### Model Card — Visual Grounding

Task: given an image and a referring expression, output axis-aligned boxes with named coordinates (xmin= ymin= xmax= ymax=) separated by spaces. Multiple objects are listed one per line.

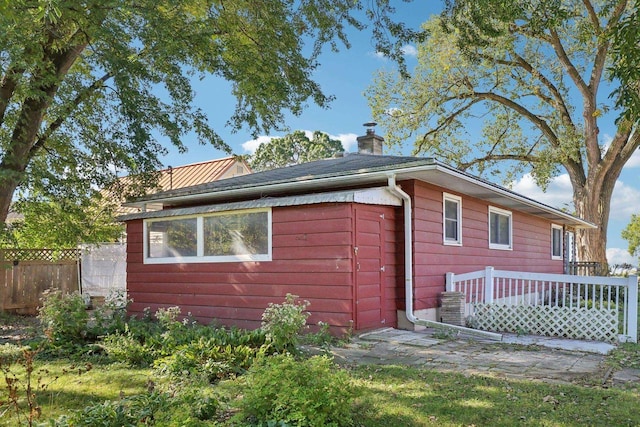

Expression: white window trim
xmin=551 ymin=224 xmax=563 ymax=260
xmin=488 ymin=206 xmax=512 ymax=251
xmin=443 ymin=193 xmax=462 ymax=246
xmin=143 ymin=208 xmax=272 ymax=264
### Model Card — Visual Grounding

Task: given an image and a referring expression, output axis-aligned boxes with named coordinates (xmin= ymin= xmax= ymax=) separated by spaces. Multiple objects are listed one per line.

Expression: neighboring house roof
xmin=123 ymin=153 xmax=594 ymax=229
xmin=116 ymin=156 xmax=251 ymax=214
xmin=155 ymin=156 xmax=251 ymax=191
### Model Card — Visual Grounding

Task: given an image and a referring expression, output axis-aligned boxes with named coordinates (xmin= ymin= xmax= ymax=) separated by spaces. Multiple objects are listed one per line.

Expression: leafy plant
xmin=52 ymin=391 xmax=168 ymax=427
xmin=236 ymin=354 xmax=356 ymax=427
xmin=101 ymin=328 xmax=156 ymax=367
xmin=261 ymin=294 xmax=310 ymax=353
xmin=38 ymin=290 xmax=89 ymax=347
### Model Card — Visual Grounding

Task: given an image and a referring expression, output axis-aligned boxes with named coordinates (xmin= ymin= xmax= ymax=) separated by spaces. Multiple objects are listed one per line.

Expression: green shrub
xmin=154 ymin=330 xmax=270 ymax=382
xmin=52 ymin=391 xmax=168 ymax=426
xmin=101 ymin=328 xmax=156 ymax=367
xmin=38 ymin=289 xmax=89 ymax=346
xmin=261 ymin=294 xmax=310 ymax=352
xmin=237 ymin=354 xmax=356 ymax=426
xmin=89 ymin=290 xmax=130 ymax=337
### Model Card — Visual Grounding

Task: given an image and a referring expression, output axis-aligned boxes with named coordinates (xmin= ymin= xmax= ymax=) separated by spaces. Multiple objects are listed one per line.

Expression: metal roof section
xmin=156 ymin=156 xmax=249 ymax=191
xmin=119 ymin=187 xmax=402 ymax=221
xmin=123 ymin=153 xmax=594 ymax=229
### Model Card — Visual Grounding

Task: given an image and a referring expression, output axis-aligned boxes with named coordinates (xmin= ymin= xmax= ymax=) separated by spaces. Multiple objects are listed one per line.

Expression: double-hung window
xmin=144 ymin=208 xmax=272 ymax=263
xmin=443 ymin=193 xmax=462 ymax=245
xmin=551 ymin=224 xmax=563 ymax=260
xmin=488 ymin=206 xmax=512 ymax=250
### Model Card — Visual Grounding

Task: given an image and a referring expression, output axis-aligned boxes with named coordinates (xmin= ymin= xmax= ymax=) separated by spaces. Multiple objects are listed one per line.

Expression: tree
xmin=250 ymin=130 xmax=344 ymax=171
xmin=8 ymin=194 xmax=122 ymax=248
xmin=368 ymin=0 xmax=640 ymax=265
xmin=0 ymin=0 xmax=419 ymax=234
xmin=622 ymin=214 xmax=640 ymax=258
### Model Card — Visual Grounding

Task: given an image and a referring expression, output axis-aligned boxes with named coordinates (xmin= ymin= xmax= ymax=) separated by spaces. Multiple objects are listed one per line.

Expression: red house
xmin=121 ymin=130 xmax=593 ymax=334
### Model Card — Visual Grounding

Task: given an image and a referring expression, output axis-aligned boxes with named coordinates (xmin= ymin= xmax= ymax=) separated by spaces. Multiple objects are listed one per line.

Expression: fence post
xmin=627 ymin=275 xmax=638 ymax=343
xmin=484 ymin=266 xmax=494 ymax=304
xmin=445 ymin=272 xmax=454 ymax=292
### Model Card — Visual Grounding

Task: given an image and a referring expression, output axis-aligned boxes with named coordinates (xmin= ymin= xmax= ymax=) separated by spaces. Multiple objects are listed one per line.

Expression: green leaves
xmin=0 ymin=0 xmax=414 ymax=235
xmin=250 ymin=130 xmax=344 ymax=171
xmin=621 ymin=214 xmax=640 ymax=257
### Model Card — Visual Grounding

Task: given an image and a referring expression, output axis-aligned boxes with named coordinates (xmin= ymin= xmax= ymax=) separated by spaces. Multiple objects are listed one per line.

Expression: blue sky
xmin=155 ymin=1 xmax=639 ymax=267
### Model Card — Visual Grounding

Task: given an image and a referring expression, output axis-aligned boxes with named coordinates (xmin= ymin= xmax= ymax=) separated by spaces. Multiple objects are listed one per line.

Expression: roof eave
xmin=124 ymin=160 xmax=594 ymax=229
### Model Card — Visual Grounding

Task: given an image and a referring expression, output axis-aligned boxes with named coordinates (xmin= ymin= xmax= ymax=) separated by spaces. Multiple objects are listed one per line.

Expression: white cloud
xmin=510 ymin=173 xmax=574 ymax=211
xmin=401 ymin=44 xmax=418 ymax=56
xmin=610 ymin=179 xmax=640 ymax=221
xmin=330 ymin=132 xmax=358 ymax=152
xmin=241 ymin=135 xmax=275 ymax=154
xmin=369 ymin=51 xmax=387 ymax=60
xmin=627 ymin=147 xmax=640 ymax=168
xmin=510 ymin=173 xmax=640 ymax=221
xmin=607 ymin=247 xmax=638 ymax=267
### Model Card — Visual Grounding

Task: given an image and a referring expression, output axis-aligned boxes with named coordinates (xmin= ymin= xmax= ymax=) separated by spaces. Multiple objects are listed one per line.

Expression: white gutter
xmin=386 ymin=175 xmax=502 ymax=341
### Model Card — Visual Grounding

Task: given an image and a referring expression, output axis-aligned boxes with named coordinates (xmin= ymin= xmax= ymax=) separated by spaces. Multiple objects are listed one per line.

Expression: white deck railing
xmin=446 ymin=267 xmax=638 ymax=343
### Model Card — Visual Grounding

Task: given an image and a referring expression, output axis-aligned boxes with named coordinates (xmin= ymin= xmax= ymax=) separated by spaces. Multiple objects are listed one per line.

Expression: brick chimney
xmin=357 ymin=122 xmax=384 ymax=155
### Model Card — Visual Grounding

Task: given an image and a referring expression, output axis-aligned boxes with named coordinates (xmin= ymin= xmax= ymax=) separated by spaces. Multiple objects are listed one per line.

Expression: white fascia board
xmin=120 ymin=187 xmax=401 ymax=221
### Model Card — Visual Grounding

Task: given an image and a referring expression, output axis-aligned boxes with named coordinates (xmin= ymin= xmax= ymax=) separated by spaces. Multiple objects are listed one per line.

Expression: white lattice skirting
xmin=472 ymin=304 xmax=619 ymax=342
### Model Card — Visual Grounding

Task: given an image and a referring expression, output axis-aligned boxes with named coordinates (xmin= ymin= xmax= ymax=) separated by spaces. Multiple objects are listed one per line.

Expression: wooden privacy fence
xmin=0 ymin=249 xmax=80 ymax=315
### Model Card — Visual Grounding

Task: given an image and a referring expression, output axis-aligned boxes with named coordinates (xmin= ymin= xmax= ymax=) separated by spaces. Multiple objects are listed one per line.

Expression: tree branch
xmin=548 ymin=28 xmax=590 ymax=98
xmin=0 ymin=66 xmax=25 ymax=125
xmin=472 ymin=91 xmax=559 ymax=146
xmin=582 ymin=0 xmax=601 ymax=30
xmin=458 ymin=153 xmax=540 ymax=170
xmin=415 ymin=98 xmax=481 ymax=152
xmin=589 ymin=0 xmax=627 ymax=93
xmin=513 ymin=53 xmax=575 ymax=130
xmin=31 ymin=72 xmax=112 ymax=156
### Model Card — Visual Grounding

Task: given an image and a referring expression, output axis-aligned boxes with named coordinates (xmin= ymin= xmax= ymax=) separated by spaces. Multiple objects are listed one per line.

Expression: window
xmin=551 ymin=224 xmax=563 ymax=260
xmin=488 ymin=207 xmax=512 ymax=250
xmin=144 ymin=208 xmax=271 ymax=263
xmin=443 ymin=193 xmax=462 ymax=245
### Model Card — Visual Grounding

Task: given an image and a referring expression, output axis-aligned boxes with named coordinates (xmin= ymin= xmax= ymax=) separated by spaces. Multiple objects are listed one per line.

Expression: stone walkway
xmin=329 ymin=328 xmax=638 ymax=386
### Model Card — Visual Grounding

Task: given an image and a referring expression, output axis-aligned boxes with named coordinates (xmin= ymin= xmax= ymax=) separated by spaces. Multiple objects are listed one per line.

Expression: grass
xmin=1 ymin=355 xmax=639 ymax=426
xmin=350 ymin=365 xmax=639 ymax=426
xmin=2 ymin=307 xmax=640 ymax=426
xmin=0 ymin=358 xmax=155 ymax=426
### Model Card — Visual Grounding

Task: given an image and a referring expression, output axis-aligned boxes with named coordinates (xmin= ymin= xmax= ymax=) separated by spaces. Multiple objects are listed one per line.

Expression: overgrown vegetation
xmin=1 ymin=291 xmax=640 ymax=426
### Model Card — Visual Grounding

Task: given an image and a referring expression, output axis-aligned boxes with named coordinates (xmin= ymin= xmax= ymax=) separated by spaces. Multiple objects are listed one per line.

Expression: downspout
xmin=386 ymin=175 xmax=502 ymax=340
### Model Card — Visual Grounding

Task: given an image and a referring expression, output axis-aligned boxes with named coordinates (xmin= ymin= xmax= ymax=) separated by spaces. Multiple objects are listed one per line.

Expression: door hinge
xmin=380 ymin=265 xmax=385 ymax=272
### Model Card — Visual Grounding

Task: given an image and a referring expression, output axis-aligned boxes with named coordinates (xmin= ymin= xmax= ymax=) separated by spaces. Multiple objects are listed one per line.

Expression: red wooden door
xmin=355 ymin=209 xmax=386 ymax=330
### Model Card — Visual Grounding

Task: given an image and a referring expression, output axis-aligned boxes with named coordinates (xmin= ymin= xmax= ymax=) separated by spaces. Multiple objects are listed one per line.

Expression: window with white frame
xmin=551 ymin=224 xmax=563 ymax=260
xmin=144 ymin=208 xmax=272 ymax=263
xmin=488 ymin=206 xmax=512 ymax=250
xmin=443 ymin=193 xmax=462 ymax=245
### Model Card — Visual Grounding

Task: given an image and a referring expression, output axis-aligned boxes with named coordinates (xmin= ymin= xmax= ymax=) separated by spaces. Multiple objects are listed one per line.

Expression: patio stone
xmin=330 ymin=328 xmax=613 ymax=385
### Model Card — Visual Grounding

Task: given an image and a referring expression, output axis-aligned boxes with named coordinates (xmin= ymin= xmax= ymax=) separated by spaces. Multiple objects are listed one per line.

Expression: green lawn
xmin=2 ymin=303 xmax=640 ymax=427
xmin=2 ymin=354 xmax=639 ymax=426
xmin=350 ymin=364 xmax=639 ymax=426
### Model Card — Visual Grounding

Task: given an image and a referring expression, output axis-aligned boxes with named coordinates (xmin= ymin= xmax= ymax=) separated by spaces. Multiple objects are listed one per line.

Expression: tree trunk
xmin=0 ymin=178 xmax=19 ymax=225
xmin=573 ymin=175 xmax=617 ymax=269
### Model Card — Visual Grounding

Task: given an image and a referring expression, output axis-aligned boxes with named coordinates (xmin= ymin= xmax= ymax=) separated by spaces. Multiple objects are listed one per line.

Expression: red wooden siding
xmin=127 ymin=203 xmax=359 ymax=333
xmin=402 ymin=180 xmax=563 ymax=312
xmin=126 ymin=178 xmax=564 ymax=331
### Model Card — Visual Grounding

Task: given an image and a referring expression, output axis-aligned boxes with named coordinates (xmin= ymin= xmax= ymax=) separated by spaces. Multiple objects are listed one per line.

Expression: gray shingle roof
xmin=132 ymin=154 xmax=434 ymax=203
